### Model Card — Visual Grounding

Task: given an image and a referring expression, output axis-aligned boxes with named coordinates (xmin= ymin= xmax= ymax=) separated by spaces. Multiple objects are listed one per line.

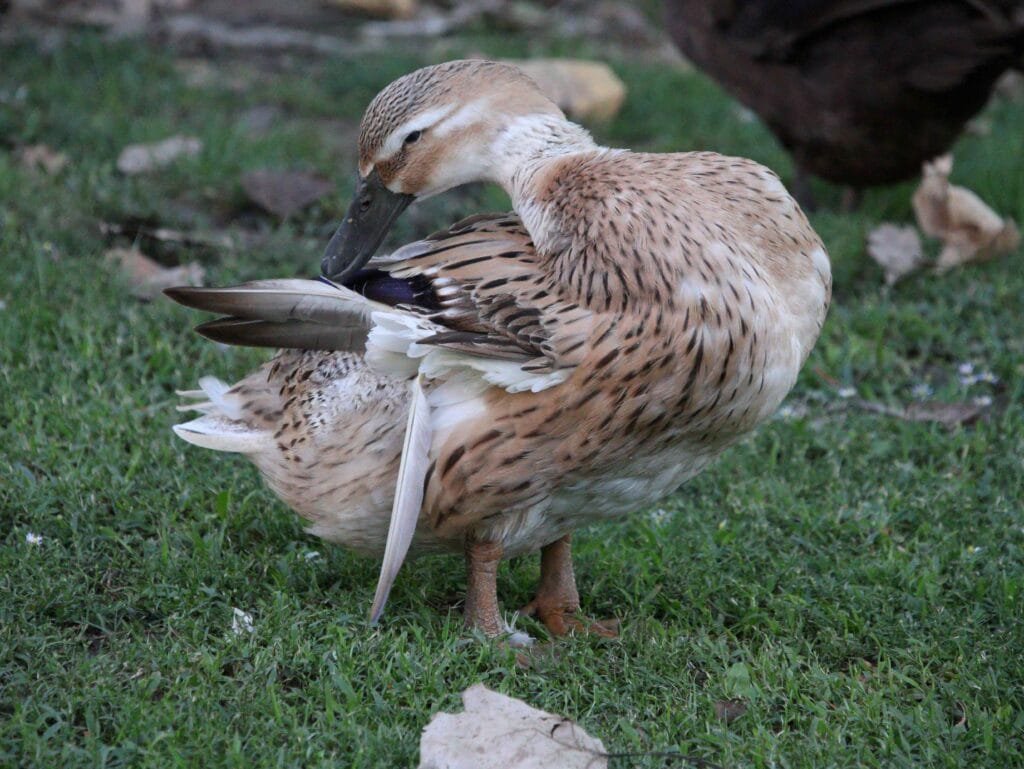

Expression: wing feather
xmin=369 ymin=376 xmax=431 ymax=624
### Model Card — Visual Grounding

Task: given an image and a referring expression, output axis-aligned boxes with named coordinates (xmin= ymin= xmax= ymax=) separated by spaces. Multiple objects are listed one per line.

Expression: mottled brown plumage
xmin=665 ymin=0 xmax=1024 ymax=189
xmin=171 ymin=60 xmax=831 ymax=638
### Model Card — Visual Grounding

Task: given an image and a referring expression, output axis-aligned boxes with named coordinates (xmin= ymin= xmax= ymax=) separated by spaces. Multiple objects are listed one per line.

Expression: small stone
xmin=240 ymin=169 xmax=334 ymax=218
xmin=117 ymin=135 xmax=203 ymax=174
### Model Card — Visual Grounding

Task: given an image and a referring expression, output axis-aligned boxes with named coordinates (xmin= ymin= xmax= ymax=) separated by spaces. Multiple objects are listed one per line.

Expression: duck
xmin=168 ymin=59 xmax=831 ymax=639
xmin=664 ymin=0 xmax=1024 ymax=202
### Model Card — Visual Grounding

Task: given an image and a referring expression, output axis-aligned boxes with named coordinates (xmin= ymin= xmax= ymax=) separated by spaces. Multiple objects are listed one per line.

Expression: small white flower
xmin=231 ymin=607 xmax=255 ymax=635
xmin=837 ymin=386 xmax=856 ymax=399
xmin=910 ymin=382 xmax=933 ymax=399
xmin=959 ymin=374 xmax=980 ymax=386
xmin=978 ymin=371 xmax=999 ymax=385
xmin=957 ymin=362 xmax=975 ymax=376
xmin=966 ymin=545 xmax=983 ymax=555
xmin=303 ymin=551 xmax=321 ymax=561
xmin=648 ymin=508 xmax=669 ymax=524
xmin=972 ymin=395 xmax=993 ymax=408
xmin=25 ymin=532 xmax=43 ymax=546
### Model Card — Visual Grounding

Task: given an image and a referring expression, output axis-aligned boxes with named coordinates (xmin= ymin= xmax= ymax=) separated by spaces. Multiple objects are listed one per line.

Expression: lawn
xmin=1 ymin=28 xmax=1023 ymax=769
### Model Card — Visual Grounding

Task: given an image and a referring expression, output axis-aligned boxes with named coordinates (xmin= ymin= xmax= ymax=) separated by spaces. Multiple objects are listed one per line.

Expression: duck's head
xmin=321 ymin=59 xmax=563 ymax=281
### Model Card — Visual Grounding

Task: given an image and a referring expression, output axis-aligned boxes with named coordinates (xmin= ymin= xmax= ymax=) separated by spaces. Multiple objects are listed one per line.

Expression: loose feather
xmin=369 ymin=376 xmax=432 ymax=624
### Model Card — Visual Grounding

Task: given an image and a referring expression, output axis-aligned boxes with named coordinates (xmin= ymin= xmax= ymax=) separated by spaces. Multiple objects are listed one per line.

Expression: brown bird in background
xmin=664 ymin=0 xmax=1024 ymax=205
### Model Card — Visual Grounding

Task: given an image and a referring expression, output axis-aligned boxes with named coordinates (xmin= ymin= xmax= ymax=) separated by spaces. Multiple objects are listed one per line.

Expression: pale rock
xmin=117 ymin=135 xmax=203 ymax=174
xmin=418 ymin=684 xmax=607 ymax=769
xmin=505 ymin=59 xmax=627 ymax=122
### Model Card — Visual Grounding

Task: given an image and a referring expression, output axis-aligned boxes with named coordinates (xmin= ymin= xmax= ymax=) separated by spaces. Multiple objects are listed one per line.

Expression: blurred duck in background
xmin=665 ymin=0 xmax=1024 ymax=206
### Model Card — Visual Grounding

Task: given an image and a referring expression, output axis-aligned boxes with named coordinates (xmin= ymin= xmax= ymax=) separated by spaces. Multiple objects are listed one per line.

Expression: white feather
xmin=366 ymin=309 xmax=569 ymax=394
xmin=172 ymin=416 xmax=270 ymax=454
xmin=368 ymin=376 xmax=432 ymax=624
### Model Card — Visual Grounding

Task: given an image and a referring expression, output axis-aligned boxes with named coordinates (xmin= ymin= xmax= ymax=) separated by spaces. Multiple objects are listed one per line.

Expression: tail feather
xmin=164 ymin=278 xmax=383 ymax=352
xmin=173 ymin=415 xmax=270 ymax=454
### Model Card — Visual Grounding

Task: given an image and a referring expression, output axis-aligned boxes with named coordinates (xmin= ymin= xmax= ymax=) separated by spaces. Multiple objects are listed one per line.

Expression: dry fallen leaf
xmin=240 ymin=169 xmax=334 ymax=218
xmin=104 ymin=247 xmax=204 ymax=300
xmin=17 ymin=144 xmax=69 ymax=175
xmin=912 ymin=155 xmax=1020 ymax=272
xmin=117 ymin=135 xmax=203 ymax=174
xmin=713 ymin=698 xmax=748 ymax=723
xmin=867 ymin=223 xmax=925 ymax=285
xmin=504 ymin=59 xmax=627 ymax=122
xmin=418 ymin=684 xmax=607 ymax=769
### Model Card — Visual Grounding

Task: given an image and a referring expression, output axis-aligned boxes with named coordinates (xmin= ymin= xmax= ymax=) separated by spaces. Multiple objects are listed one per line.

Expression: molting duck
xmin=168 ymin=59 xmax=831 ymax=638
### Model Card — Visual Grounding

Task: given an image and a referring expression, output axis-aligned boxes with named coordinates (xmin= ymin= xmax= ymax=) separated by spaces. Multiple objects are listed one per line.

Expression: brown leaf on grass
xmin=117 ymin=136 xmax=203 ymax=174
xmin=867 ymin=223 xmax=925 ymax=285
xmin=418 ymin=684 xmax=607 ymax=769
xmin=240 ymin=169 xmax=333 ymax=218
xmin=17 ymin=144 xmax=69 ymax=175
xmin=104 ymin=247 xmax=204 ymax=300
xmin=713 ymin=698 xmax=748 ymax=723
xmin=912 ymin=155 xmax=1020 ymax=273
xmin=855 ymin=399 xmax=986 ymax=428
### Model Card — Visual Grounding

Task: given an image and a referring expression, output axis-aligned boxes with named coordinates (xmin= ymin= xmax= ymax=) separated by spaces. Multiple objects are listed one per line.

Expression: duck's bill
xmin=321 ymin=170 xmax=413 ymax=282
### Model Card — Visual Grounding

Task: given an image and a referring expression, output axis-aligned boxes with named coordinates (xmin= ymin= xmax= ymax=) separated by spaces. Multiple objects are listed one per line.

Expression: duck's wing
xmin=365 ymin=213 xmax=596 ymax=394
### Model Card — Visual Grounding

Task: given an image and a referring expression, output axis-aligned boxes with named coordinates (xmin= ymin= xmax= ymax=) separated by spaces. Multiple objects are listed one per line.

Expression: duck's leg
xmin=463 ymin=539 xmax=505 ymax=637
xmin=520 ymin=535 xmax=618 ymax=638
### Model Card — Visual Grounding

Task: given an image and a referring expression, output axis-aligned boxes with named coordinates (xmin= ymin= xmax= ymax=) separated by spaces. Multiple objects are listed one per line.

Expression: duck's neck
xmin=487 ymin=114 xmax=598 ymax=208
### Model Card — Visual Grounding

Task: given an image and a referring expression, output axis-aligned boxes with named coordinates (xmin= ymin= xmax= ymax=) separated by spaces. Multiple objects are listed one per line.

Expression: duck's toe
xmin=520 ymin=600 xmax=619 ymax=638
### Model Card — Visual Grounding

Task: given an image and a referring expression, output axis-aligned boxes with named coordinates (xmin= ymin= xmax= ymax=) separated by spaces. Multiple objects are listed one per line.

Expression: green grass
xmin=2 ymin=33 xmax=1023 ymax=769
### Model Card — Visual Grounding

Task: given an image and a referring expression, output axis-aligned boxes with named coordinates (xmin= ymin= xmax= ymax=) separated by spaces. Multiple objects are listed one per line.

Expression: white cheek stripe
xmin=432 ymin=100 xmax=487 ymax=137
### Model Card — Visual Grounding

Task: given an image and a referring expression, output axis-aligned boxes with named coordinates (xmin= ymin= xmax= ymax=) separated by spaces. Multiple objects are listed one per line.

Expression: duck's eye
xmin=404 ymin=130 xmax=423 ymax=145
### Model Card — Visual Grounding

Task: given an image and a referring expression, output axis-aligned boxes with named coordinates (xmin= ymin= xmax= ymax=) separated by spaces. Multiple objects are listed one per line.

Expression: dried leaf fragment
xmin=713 ymin=698 xmax=748 ymax=723
xmin=867 ymin=223 xmax=925 ymax=285
xmin=17 ymin=144 xmax=69 ymax=175
xmin=240 ymin=169 xmax=333 ymax=218
xmin=104 ymin=247 xmax=204 ymax=300
xmin=419 ymin=684 xmax=607 ymax=769
xmin=117 ymin=135 xmax=203 ymax=174
xmin=912 ymin=155 xmax=1020 ymax=272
